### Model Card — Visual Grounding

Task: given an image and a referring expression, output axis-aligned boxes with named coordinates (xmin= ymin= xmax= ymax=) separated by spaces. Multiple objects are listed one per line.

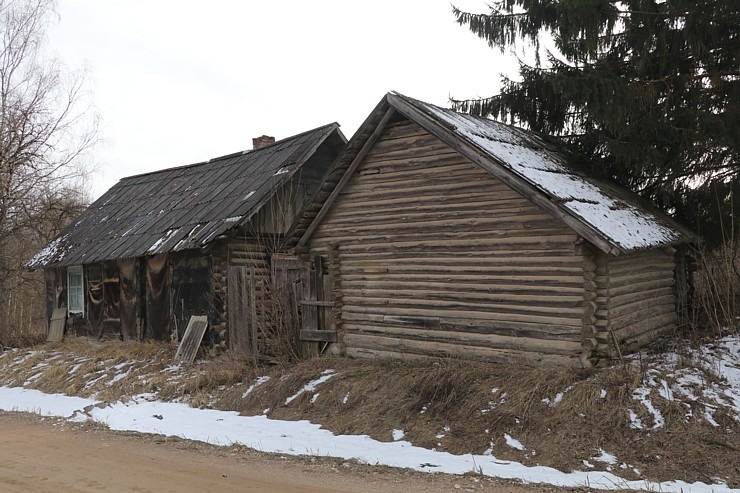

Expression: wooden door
xmin=228 ymin=265 xmax=257 ymax=357
xmin=299 ymin=255 xmax=336 ymax=346
xmin=271 ymin=255 xmax=305 ymax=352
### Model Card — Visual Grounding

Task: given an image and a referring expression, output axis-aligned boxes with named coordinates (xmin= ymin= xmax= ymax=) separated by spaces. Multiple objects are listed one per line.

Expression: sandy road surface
xmin=0 ymin=412 xmax=589 ymax=493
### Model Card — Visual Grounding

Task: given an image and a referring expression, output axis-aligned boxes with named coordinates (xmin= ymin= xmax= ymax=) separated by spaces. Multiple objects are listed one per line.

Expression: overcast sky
xmin=48 ymin=1 xmax=513 ymax=200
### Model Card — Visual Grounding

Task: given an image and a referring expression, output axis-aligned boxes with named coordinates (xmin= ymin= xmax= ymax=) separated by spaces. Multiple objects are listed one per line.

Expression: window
xmin=67 ymin=266 xmax=84 ymax=315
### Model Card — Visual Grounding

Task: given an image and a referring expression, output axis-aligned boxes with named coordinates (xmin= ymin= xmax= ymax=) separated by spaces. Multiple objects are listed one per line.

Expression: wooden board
xmin=175 ymin=315 xmax=209 ymax=365
xmin=228 ymin=266 xmax=252 ymax=357
xmin=299 ymin=329 xmax=337 ymax=342
xmin=47 ymin=307 xmax=67 ymax=342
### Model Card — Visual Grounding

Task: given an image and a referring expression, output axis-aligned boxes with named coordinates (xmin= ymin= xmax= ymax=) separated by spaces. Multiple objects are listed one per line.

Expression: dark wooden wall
xmin=307 ymin=119 xmax=585 ymax=364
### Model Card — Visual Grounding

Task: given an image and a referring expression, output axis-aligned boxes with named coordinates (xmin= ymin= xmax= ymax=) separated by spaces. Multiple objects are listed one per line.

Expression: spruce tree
xmin=453 ymin=0 xmax=739 ymax=246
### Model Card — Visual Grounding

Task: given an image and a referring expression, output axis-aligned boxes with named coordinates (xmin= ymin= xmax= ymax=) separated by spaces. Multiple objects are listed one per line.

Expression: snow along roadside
xmin=0 ymin=386 xmax=734 ymax=493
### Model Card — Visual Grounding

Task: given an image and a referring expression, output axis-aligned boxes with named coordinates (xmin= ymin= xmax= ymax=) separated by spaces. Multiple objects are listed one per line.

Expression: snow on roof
xmin=401 ymin=96 xmax=686 ymax=253
xmin=25 ymin=234 xmax=69 ymax=268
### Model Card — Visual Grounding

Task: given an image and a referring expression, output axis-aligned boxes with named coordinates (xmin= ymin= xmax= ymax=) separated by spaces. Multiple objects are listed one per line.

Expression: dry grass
xmin=1 ymin=338 xmax=738 ymax=488
xmin=692 ymin=244 xmax=739 ymax=337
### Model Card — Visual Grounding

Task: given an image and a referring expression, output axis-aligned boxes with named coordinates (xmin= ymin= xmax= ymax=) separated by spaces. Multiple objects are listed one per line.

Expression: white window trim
xmin=67 ymin=266 xmax=84 ymax=316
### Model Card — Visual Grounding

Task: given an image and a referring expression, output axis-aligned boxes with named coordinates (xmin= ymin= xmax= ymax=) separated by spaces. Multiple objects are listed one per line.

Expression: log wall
xmin=308 ymin=119 xmax=585 ymax=364
xmin=593 ymin=249 xmax=676 ymax=362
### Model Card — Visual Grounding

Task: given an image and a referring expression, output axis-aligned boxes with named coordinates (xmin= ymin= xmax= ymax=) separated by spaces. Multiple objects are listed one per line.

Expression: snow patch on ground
xmin=504 ymin=433 xmax=525 ymax=451
xmin=242 ymin=376 xmax=270 ymax=398
xmin=285 ymin=370 xmax=335 ymax=405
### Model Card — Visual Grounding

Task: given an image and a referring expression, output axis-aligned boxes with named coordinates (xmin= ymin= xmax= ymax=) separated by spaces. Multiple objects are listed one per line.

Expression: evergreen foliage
xmin=452 ymin=0 xmax=739 ymax=246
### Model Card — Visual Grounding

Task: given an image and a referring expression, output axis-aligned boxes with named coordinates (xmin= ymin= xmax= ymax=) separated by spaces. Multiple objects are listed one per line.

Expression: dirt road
xmin=0 ymin=412 xmax=586 ymax=493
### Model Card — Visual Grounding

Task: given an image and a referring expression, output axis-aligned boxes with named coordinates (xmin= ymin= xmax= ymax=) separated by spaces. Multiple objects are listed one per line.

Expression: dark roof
xmin=290 ymin=92 xmax=695 ymax=255
xmin=27 ymin=123 xmax=344 ymax=268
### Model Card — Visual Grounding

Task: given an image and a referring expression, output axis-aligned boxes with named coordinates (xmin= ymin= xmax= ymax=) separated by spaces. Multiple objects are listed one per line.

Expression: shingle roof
xmin=27 ymin=123 xmax=343 ymax=268
xmin=292 ymin=93 xmax=694 ymax=255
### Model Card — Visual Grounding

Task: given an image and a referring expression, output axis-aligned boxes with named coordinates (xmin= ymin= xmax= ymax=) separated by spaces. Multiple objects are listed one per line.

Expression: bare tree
xmin=0 ymin=0 xmax=97 ymax=345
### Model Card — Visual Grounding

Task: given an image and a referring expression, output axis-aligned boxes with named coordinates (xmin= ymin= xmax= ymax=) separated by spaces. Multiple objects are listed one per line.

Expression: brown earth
xmin=0 ymin=412 xmax=591 ymax=493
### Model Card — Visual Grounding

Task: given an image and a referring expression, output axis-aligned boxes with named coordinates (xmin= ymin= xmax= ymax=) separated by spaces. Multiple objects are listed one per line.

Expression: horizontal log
xmin=340 ymin=253 xmax=582 ymax=266
xmin=341 ymin=273 xmax=582 ymax=287
xmin=362 ymin=139 xmax=452 ymax=162
xmin=341 ymin=312 xmax=579 ymax=336
xmin=380 ymin=120 xmax=427 ymax=137
xmin=335 ymin=180 xmax=509 ymax=202
xmin=326 ymin=206 xmax=551 ymax=226
xmin=597 ymin=286 xmax=675 ymax=309
xmin=333 ymin=232 xmax=576 ymax=246
xmin=315 ymin=221 xmax=572 ymax=240
xmin=309 ymin=239 xmax=579 ymax=256
xmin=327 ymin=191 xmax=526 ymax=214
xmin=327 ymin=198 xmax=537 ymax=221
xmin=607 ymin=295 xmax=675 ymax=319
xmin=340 ymin=295 xmax=584 ymax=315
xmin=344 ymin=170 xmax=501 ymax=194
xmin=299 ymin=329 xmax=337 ymax=342
xmin=341 ymin=304 xmax=582 ymax=326
xmin=343 ymin=323 xmax=581 ymax=355
xmin=341 ymin=262 xmax=583 ymax=275
xmin=300 ymin=300 xmax=334 ymax=307
xmin=616 ymin=322 xmax=674 ymax=352
xmin=344 ymin=316 xmax=580 ymax=342
xmin=366 ymin=126 xmax=442 ymax=148
xmin=604 ymin=270 xmax=675 ymax=290
xmin=340 ymin=252 xmax=583 ymax=266
xmin=341 ymin=287 xmax=583 ymax=306
xmin=313 ymin=221 xmax=573 ymax=241
xmin=598 ymin=278 xmax=675 ymax=298
xmin=341 ymin=279 xmax=583 ymax=295
xmin=608 ymin=252 xmax=674 ymax=266
xmin=229 ymin=252 xmax=269 ymax=262
xmin=343 ymin=334 xmax=580 ymax=366
xmin=598 ymin=305 xmax=677 ymax=333
xmin=340 ymin=261 xmax=584 ymax=276
xmin=355 ymin=158 xmax=478 ymax=181
xmin=596 ymin=259 xmax=674 ymax=277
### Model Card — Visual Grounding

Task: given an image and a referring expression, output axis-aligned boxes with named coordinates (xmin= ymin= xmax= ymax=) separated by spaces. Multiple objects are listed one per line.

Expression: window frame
xmin=67 ymin=266 xmax=84 ymax=316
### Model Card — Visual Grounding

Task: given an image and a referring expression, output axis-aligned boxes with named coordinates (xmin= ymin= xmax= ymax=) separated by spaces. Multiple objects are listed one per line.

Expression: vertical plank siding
xmin=308 ymin=120 xmax=585 ymax=364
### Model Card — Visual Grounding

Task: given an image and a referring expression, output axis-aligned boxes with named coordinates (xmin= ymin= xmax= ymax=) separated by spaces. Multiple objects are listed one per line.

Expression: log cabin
xmin=283 ymin=93 xmax=695 ymax=367
xmin=26 ymin=124 xmax=346 ymax=356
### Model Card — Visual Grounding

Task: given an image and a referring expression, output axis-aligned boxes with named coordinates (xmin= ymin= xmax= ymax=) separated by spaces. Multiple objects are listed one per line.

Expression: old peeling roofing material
xmin=27 ymin=123 xmax=341 ymax=269
xmin=387 ymin=93 xmax=692 ymax=254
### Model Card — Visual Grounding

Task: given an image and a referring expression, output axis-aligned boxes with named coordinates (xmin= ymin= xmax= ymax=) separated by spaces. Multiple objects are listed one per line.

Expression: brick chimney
xmin=252 ymin=135 xmax=275 ymax=149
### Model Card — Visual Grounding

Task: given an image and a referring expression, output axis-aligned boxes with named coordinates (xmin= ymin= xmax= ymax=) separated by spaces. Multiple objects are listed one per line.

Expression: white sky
xmin=47 ymin=1 xmax=514 ymax=200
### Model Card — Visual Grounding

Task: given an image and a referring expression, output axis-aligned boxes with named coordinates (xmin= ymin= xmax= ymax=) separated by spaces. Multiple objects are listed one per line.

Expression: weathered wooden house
xmin=283 ymin=93 xmax=695 ymax=366
xmin=26 ymin=124 xmax=346 ymax=355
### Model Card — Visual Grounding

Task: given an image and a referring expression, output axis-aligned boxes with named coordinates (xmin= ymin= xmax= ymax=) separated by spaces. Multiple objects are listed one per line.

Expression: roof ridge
xmin=117 ymin=122 xmax=339 ymax=183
